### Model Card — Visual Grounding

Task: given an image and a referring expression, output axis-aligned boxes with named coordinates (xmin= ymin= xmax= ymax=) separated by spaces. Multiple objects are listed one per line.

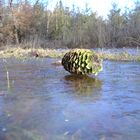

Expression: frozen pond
xmin=0 ymin=57 xmax=140 ymax=140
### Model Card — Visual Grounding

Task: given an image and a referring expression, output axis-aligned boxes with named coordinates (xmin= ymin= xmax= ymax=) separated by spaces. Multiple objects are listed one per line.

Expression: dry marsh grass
xmin=0 ymin=47 xmax=67 ymax=58
xmin=98 ymin=51 xmax=140 ymax=62
xmin=0 ymin=47 xmax=140 ymax=62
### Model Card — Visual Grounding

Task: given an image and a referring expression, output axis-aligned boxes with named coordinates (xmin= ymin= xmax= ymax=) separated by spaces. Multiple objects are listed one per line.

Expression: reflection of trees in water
xmin=64 ymin=75 xmax=102 ymax=97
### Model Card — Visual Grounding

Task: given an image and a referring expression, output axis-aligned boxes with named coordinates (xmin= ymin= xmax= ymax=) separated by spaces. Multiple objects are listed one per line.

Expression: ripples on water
xmin=0 ymin=57 xmax=140 ymax=140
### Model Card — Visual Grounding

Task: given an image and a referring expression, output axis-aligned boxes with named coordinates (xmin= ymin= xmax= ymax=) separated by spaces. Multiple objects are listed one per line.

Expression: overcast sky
xmin=47 ymin=0 xmax=139 ymax=17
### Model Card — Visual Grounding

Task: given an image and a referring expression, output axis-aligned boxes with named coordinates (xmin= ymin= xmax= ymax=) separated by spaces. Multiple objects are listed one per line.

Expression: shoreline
xmin=0 ymin=47 xmax=140 ymax=62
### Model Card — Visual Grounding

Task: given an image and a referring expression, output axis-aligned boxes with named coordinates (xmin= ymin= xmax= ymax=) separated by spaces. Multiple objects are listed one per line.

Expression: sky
xmin=47 ymin=0 xmax=139 ymax=18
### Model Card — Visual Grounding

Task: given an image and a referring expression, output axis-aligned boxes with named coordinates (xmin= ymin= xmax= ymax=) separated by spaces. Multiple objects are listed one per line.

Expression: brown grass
xmin=0 ymin=47 xmax=140 ymax=62
xmin=0 ymin=47 xmax=68 ymax=58
xmin=98 ymin=51 xmax=140 ymax=62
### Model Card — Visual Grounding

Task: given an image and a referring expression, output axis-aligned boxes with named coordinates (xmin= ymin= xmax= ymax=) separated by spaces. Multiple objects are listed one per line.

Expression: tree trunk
xmin=9 ymin=0 xmax=19 ymax=44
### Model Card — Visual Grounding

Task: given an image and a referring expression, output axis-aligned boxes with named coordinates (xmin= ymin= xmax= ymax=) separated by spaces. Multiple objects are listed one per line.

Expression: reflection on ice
xmin=64 ymin=74 xmax=102 ymax=96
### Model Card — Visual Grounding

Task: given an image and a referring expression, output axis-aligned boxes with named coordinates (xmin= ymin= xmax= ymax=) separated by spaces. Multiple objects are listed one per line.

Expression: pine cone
xmin=62 ymin=49 xmax=103 ymax=75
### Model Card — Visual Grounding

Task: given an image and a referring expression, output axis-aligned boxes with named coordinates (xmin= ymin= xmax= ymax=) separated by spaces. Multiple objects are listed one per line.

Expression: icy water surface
xmin=0 ymin=58 xmax=140 ymax=140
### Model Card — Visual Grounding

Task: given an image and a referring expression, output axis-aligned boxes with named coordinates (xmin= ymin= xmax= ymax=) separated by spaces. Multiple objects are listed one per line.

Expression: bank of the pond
xmin=0 ymin=47 xmax=140 ymax=61
xmin=98 ymin=51 xmax=140 ymax=61
xmin=0 ymin=47 xmax=67 ymax=59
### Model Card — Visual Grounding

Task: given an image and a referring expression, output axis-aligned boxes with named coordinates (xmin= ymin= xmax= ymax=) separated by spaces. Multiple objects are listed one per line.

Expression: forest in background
xmin=0 ymin=0 xmax=140 ymax=49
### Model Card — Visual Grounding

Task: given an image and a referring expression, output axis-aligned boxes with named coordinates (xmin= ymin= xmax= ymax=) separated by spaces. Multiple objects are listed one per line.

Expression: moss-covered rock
xmin=62 ymin=49 xmax=103 ymax=75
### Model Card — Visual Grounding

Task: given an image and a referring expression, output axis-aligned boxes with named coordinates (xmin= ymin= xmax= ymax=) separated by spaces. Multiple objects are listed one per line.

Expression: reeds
xmin=3 ymin=59 xmax=10 ymax=89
